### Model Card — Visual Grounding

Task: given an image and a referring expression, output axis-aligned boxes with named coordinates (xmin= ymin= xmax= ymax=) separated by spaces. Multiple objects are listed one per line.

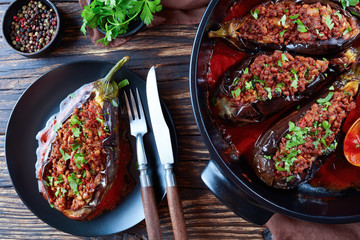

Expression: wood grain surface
xmin=0 ymin=0 xmax=266 ymax=239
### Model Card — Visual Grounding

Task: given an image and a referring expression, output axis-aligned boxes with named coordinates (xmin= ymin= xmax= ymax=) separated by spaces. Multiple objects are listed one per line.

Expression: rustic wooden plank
xmin=0 ymin=186 xmax=264 ymax=239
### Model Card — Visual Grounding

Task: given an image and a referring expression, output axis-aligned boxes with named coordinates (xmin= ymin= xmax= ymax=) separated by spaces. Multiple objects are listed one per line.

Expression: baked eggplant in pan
xmin=35 ymin=57 xmax=133 ymax=220
xmin=253 ymin=67 xmax=360 ymax=189
xmin=208 ymin=0 xmax=360 ymax=55
xmin=214 ymin=49 xmax=357 ymax=123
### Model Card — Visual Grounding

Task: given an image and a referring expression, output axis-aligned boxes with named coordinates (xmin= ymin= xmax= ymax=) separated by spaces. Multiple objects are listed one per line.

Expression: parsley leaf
xmin=343 ymin=26 xmax=352 ymax=36
xmin=231 ymin=88 xmax=241 ymax=98
xmin=68 ymin=173 xmax=82 ymax=196
xmin=118 ymin=79 xmax=130 ymax=89
xmin=278 ymin=14 xmax=286 ymax=26
xmin=59 ymin=148 xmax=71 ymax=163
xmin=340 ymin=0 xmax=359 ymax=9
xmin=293 ymin=19 xmax=307 ymax=32
xmin=54 ymin=122 xmax=62 ymax=133
xmin=250 ymin=9 xmax=260 ymax=19
xmin=325 ymin=15 xmax=334 ymax=30
xmin=279 ymin=30 xmax=287 ymax=37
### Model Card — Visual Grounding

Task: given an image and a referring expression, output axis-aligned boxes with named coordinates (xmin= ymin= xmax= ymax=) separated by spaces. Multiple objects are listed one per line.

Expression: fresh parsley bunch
xmin=81 ymin=0 xmax=162 ymax=46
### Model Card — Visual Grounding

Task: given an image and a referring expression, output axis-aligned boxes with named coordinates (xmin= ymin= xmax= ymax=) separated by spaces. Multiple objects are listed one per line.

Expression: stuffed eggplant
xmin=35 ymin=57 xmax=134 ymax=220
xmin=253 ymin=67 xmax=359 ymax=189
xmin=214 ymin=49 xmax=357 ymax=123
xmin=208 ymin=0 xmax=360 ymax=55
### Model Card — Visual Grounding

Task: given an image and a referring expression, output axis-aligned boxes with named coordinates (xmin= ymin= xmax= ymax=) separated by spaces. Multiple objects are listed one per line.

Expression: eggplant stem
xmin=104 ymin=56 xmax=130 ymax=83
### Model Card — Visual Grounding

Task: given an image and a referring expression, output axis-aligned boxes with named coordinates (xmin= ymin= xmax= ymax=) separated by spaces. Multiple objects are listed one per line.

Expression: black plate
xmin=5 ymin=60 xmax=178 ymax=236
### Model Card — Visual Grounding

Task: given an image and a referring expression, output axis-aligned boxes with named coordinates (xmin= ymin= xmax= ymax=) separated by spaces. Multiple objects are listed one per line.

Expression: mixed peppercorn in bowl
xmin=1 ymin=0 xmax=63 ymax=57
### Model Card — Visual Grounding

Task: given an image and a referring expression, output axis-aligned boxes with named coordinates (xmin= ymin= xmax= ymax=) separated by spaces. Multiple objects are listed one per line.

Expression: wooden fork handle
xmin=141 ymin=186 xmax=162 ymax=240
xmin=167 ymin=186 xmax=189 ymax=240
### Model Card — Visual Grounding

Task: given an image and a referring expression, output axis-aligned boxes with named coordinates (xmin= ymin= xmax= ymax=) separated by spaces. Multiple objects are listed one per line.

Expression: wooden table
xmin=0 ymin=0 xmax=266 ymax=239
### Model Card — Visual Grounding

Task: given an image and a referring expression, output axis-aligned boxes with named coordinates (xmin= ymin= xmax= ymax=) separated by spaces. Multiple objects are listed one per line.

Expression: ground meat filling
xmin=230 ymin=51 xmax=328 ymax=103
xmin=237 ymin=1 xmax=359 ymax=45
xmin=272 ymin=89 xmax=356 ymax=180
xmin=44 ymin=98 xmax=110 ymax=212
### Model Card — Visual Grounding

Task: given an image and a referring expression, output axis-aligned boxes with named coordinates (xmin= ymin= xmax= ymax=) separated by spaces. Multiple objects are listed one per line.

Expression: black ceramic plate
xmin=5 ymin=60 xmax=178 ymax=236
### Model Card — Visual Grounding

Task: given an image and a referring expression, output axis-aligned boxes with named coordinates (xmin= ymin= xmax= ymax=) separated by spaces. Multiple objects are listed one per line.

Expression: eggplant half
xmin=214 ymin=49 xmax=357 ymax=123
xmin=253 ymin=67 xmax=360 ymax=189
xmin=208 ymin=0 xmax=360 ymax=55
xmin=35 ymin=57 xmax=132 ymax=220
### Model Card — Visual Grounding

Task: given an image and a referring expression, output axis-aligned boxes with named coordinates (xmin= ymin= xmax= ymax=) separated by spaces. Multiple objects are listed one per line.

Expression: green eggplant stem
xmin=104 ymin=56 xmax=130 ymax=83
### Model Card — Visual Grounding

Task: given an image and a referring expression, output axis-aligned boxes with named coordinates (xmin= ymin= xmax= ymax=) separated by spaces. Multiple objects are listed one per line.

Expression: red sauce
xmin=207 ymin=0 xmax=360 ymax=191
xmin=86 ymin=117 xmax=134 ymax=220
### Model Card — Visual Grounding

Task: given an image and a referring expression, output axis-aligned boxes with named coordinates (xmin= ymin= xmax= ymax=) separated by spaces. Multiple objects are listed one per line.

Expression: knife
xmin=146 ymin=66 xmax=189 ymax=240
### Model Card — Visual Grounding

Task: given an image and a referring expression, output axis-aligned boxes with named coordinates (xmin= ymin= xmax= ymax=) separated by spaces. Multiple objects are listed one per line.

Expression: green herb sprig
xmin=81 ymin=0 xmax=162 ymax=46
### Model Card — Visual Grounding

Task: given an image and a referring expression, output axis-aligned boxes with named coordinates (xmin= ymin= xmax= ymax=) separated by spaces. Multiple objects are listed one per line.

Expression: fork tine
xmin=124 ymin=92 xmax=133 ymax=121
xmin=129 ymin=89 xmax=139 ymax=119
xmin=136 ymin=88 xmax=145 ymax=120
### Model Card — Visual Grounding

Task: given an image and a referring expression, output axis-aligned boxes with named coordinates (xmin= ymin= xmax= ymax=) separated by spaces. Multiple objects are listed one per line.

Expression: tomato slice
xmin=344 ymin=118 xmax=360 ymax=167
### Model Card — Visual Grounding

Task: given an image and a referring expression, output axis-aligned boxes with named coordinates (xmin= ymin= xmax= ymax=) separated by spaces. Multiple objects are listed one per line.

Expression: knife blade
xmin=146 ymin=66 xmax=189 ymax=240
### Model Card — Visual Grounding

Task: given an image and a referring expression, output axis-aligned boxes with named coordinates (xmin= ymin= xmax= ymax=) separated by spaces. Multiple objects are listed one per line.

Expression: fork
xmin=124 ymin=88 xmax=162 ymax=240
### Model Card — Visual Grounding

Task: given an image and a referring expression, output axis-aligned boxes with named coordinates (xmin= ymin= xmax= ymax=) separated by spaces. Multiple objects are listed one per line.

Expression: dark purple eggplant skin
xmin=208 ymin=0 xmax=360 ymax=56
xmin=252 ymin=99 xmax=329 ymax=189
xmin=253 ymin=79 xmax=359 ymax=189
xmin=213 ymin=49 xmax=357 ymax=124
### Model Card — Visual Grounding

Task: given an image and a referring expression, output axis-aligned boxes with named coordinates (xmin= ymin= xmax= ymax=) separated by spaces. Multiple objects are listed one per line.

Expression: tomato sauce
xmin=207 ymin=0 xmax=360 ymax=191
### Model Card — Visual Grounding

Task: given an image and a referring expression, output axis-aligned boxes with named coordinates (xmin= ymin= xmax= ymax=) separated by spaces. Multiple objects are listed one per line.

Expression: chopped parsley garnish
xmin=281 ymin=53 xmax=289 ymax=62
xmin=265 ymin=87 xmax=272 ymax=99
xmin=279 ymin=30 xmax=287 ymax=37
xmin=54 ymin=175 xmax=63 ymax=185
xmin=112 ymin=99 xmax=118 ymax=107
xmin=343 ymin=26 xmax=352 ymax=36
xmin=340 ymin=0 xmax=359 ymax=9
xmin=278 ymin=14 xmax=286 ymax=26
xmin=231 ymin=88 xmax=241 ymax=98
xmin=278 ymin=60 xmax=282 ymax=67
xmin=264 ymin=155 xmax=272 ymax=160
xmin=289 ymin=14 xmax=299 ymax=19
xmin=245 ymin=81 xmax=253 ymax=90
xmin=316 ymin=29 xmax=325 ymax=37
xmin=325 ymin=15 xmax=334 ymax=30
xmin=47 ymin=176 xmax=54 ymax=186
xmin=72 ymin=142 xmax=81 ymax=151
xmin=317 ymin=91 xmax=334 ymax=104
xmin=68 ymin=173 xmax=82 ymax=196
xmin=243 ymin=67 xmax=249 ymax=74
xmin=74 ymin=153 xmax=86 ymax=169
xmin=286 ymin=175 xmax=294 ymax=182
xmin=72 ymin=127 xmax=81 ymax=138
xmin=54 ymin=122 xmax=62 ymax=133
xmin=70 ymin=115 xmax=82 ymax=126
xmin=250 ymin=8 xmax=260 ymax=19
xmin=290 ymin=69 xmax=298 ymax=89
xmin=96 ymin=117 xmax=104 ymax=123
xmin=334 ymin=11 xmax=342 ymax=20
xmin=59 ymin=148 xmax=71 ymax=163
xmin=118 ymin=79 xmax=130 ymax=89
xmin=293 ymin=19 xmax=307 ymax=32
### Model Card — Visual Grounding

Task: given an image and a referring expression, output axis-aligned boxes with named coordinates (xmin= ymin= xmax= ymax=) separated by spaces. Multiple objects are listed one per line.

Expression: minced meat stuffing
xmin=230 ymin=51 xmax=328 ymax=103
xmin=236 ymin=1 xmax=359 ymax=45
xmin=44 ymin=98 xmax=110 ymax=212
xmin=272 ymin=88 xmax=356 ymax=180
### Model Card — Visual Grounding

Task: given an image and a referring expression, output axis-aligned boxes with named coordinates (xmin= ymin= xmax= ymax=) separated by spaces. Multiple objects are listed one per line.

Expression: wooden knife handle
xmin=166 ymin=186 xmax=189 ymax=240
xmin=141 ymin=186 xmax=162 ymax=240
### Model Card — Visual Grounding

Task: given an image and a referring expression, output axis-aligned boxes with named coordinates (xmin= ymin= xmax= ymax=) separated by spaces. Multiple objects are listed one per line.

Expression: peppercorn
xmin=9 ymin=0 xmax=57 ymax=53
